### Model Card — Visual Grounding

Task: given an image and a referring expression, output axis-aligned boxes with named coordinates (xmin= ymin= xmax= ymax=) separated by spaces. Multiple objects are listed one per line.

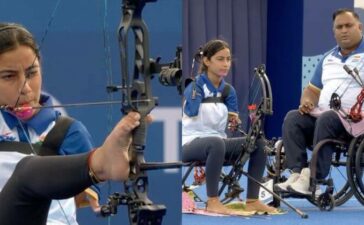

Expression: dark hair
xmin=198 ymin=39 xmax=230 ymax=73
xmin=0 ymin=23 xmax=40 ymax=59
xmin=332 ymin=8 xmax=360 ymax=21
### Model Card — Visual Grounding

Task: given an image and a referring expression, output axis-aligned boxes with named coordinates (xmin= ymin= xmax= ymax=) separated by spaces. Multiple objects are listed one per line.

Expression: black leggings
xmin=0 ymin=153 xmax=93 ymax=225
xmin=182 ymin=136 xmax=266 ymax=198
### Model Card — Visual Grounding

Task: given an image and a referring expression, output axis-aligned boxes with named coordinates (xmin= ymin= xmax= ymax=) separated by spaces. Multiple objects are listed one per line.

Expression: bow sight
xmin=157 ymin=46 xmax=183 ymax=94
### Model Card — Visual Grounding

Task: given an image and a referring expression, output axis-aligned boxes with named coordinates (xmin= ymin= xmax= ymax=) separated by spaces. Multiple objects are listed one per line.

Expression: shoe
xmin=288 ymin=168 xmax=322 ymax=196
xmin=274 ymin=172 xmax=300 ymax=192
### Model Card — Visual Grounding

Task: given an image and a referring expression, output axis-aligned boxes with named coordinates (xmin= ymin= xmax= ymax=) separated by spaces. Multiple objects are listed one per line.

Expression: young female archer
xmin=0 ymin=22 xmax=99 ymax=225
xmin=182 ymin=39 xmax=278 ymax=215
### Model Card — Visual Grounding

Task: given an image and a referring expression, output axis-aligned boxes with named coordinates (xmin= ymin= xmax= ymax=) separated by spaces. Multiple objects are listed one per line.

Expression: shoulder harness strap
xmin=0 ymin=116 xmax=74 ymax=156
xmin=201 ymin=83 xmax=231 ymax=104
xmin=40 ymin=116 xmax=74 ymax=156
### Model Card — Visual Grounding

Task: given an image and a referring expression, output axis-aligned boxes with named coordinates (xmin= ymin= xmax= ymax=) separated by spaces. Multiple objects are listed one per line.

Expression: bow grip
xmin=132 ymin=116 xmax=147 ymax=148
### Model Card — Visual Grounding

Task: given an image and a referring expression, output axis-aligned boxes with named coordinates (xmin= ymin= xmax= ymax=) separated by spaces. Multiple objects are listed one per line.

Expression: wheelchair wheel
xmin=347 ymin=136 xmax=364 ymax=205
xmin=307 ymin=180 xmax=352 ymax=208
xmin=269 ymin=139 xmax=353 ymax=207
xmin=327 ymin=143 xmax=353 ymax=207
xmin=266 ymin=139 xmax=285 ymax=179
xmin=265 ymin=139 xmax=286 ymax=207
xmin=317 ymin=193 xmax=335 ymax=211
xmin=308 ymin=140 xmax=353 ymax=207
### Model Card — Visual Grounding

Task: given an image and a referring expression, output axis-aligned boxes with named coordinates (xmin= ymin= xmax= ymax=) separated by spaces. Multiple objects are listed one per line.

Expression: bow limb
xmin=349 ymin=88 xmax=364 ymax=122
xmin=243 ymin=65 xmax=273 ymax=155
xmin=330 ymin=65 xmax=364 ymax=122
xmin=119 ymin=0 xmax=157 ymax=146
xmin=119 ymin=0 xmax=154 ymax=181
xmin=219 ymin=64 xmax=274 ymax=202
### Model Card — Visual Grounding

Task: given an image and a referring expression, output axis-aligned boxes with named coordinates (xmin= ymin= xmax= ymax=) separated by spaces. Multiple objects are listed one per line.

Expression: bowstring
xmin=102 ymin=0 xmax=114 ymax=141
xmin=100 ymin=0 xmax=114 ymax=224
xmin=12 ymin=1 xmax=73 ymax=225
xmin=224 ymin=71 xmax=263 ymax=177
xmin=13 ymin=0 xmax=62 ymax=153
xmin=242 ymin=72 xmax=262 ymax=133
xmin=13 ymin=0 xmax=62 ymax=109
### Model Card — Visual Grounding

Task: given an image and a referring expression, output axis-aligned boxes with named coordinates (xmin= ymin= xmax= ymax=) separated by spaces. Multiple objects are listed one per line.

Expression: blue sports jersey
xmin=182 ymin=74 xmax=238 ymax=145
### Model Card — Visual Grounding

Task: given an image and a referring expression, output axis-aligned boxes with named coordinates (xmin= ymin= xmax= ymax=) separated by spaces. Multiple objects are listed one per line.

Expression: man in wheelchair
xmin=275 ymin=8 xmax=364 ymax=198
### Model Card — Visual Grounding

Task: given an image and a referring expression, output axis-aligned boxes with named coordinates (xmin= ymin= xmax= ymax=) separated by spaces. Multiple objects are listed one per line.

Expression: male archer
xmin=275 ymin=8 xmax=364 ymax=195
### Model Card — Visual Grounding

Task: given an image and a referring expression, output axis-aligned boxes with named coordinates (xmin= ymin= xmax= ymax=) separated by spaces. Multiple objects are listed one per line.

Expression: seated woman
xmin=182 ymin=39 xmax=277 ymax=215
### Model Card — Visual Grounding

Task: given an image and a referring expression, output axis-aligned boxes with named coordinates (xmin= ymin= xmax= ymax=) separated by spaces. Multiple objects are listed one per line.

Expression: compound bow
xmin=99 ymin=1 xmax=182 ymax=225
xmin=330 ymin=64 xmax=364 ymax=123
xmin=218 ymin=64 xmax=273 ymax=202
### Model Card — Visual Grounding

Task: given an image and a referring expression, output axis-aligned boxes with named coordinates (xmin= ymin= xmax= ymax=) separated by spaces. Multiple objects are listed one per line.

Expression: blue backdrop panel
xmin=0 ymin=0 xmax=181 ymax=225
xmin=265 ymin=0 xmax=304 ymax=138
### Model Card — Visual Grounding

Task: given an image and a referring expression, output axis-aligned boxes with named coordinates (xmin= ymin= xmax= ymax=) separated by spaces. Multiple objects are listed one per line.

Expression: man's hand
xmin=298 ymin=101 xmax=315 ymax=114
xmin=299 ymin=85 xmax=320 ymax=115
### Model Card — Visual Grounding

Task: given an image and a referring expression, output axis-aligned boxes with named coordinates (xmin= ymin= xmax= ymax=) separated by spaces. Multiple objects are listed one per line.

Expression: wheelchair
xmin=265 ymin=134 xmax=358 ymax=211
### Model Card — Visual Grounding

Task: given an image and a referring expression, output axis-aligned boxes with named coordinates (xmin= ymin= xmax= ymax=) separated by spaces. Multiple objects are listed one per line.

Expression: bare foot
xmin=91 ymin=112 xmax=141 ymax=181
xmin=245 ymin=199 xmax=277 ymax=214
xmin=206 ymin=197 xmax=238 ymax=215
